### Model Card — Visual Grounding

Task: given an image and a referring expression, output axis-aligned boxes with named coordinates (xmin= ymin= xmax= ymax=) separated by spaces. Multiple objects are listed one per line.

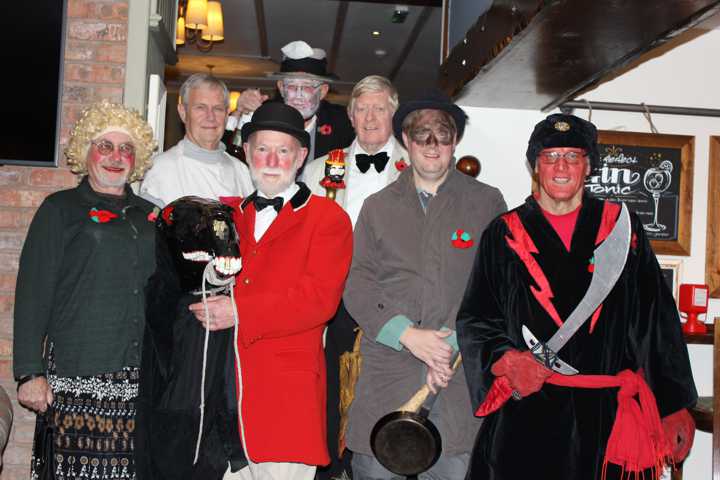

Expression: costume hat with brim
xmin=266 ymin=40 xmax=339 ymax=83
xmin=241 ymin=101 xmax=310 ymax=149
xmin=526 ymin=113 xmax=599 ymax=169
xmin=392 ymin=89 xmax=468 ymax=148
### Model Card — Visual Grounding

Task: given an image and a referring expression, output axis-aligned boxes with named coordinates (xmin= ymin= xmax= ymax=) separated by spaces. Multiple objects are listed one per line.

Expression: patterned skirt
xmin=31 ymin=346 xmax=139 ymax=480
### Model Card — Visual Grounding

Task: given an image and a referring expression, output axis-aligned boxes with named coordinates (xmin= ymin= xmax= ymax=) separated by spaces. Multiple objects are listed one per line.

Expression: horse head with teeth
xmin=138 ymin=195 xmax=247 ymax=478
xmin=156 ymin=196 xmax=241 ymax=291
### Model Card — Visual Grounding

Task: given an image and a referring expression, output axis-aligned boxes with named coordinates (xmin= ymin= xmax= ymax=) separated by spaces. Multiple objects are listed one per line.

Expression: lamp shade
xmin=201 ymin=1 xmax=224 ymax=42
xmin=176 ymin=15 xmax=186 ymax=45
xmin=185 ymin=0 xmax=208 ymax=30
xmin=229 ymin=91 xmax=241 ymax=112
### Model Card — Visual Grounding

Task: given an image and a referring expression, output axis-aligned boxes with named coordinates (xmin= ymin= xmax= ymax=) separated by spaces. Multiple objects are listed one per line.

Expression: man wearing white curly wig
xmin=14 ymin=100 xmax=158 ymax=480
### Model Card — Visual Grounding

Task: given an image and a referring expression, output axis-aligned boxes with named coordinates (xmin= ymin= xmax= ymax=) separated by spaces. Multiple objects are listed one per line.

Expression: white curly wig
xmin=65 ymin=100 xmax=158 ymax=183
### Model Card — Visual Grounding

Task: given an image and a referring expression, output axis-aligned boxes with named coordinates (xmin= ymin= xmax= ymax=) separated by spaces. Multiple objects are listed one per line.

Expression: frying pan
xmin=370 ymin=354 xmax=462 ymax=476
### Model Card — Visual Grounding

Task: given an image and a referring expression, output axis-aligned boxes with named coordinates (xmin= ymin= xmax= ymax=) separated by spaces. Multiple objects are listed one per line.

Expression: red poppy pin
xmin=318 ymin=124 xmax=332 ymax=135
xmin=451 ymin=229 xmax=473 ymax=249
xmin=161 ymin=206 xmax=174 ymax=225
xmin=395 ymin=159 xmax=409 ymax=171
xmin=631 ymin=233 xmax=638 ymax=251
xmin=147 ymin=207 xmax=160 ymax=222
xmin=89 ymin=208 xmax=118 ymax=223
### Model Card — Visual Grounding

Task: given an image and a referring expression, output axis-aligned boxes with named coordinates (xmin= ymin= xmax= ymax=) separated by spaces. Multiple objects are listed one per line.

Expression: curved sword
xmin=522 ymin=202 xmax=632 ymax=375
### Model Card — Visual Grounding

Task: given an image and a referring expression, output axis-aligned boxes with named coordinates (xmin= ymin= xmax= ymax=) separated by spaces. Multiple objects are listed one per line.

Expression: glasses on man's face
xmin=409 ymin=127 xmax=454 ymax=146
xmin=92 ymin=139 xmax=136 ymax=158
xmin=282 ymin=81 xmax=321 ymax=96
xmin=539 ymin=150 xmax=586 ymax=165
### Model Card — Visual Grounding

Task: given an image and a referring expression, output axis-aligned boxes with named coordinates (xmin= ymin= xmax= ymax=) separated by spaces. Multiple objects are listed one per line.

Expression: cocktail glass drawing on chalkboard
xmin=643 ymin=160 xmax=673 ymax=232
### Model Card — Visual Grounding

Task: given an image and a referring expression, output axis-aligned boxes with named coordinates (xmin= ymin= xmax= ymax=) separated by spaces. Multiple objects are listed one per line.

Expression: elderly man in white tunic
xmin=140 ymin=73 xmax=254 ymax=206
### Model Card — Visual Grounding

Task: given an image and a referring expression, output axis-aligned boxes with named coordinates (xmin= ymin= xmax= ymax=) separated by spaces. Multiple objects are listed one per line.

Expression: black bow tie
xmin=356 ymin=152 xmax=389 ymax=173
xmin=253 ymin=196 xmax=284 ymax=213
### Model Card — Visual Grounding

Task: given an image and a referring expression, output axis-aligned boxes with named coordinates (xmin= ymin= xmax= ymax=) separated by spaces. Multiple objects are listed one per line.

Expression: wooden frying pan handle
xmin=399 ymin=384 xmax=432 ymax=412
xmin=451 ymin=353 xmax=462 ymax=371
xmin=397 ymin=353 xmax=463 ymax=413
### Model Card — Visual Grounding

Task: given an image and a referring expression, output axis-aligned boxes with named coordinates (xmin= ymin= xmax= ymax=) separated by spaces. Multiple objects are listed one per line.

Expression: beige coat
xmin=343 ymin=168 xmax=507 ymax=456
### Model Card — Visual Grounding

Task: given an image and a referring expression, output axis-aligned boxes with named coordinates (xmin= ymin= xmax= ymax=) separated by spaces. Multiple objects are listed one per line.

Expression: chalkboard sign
xmin=660 ymin=267 xmax=674 ymax=291
xmin=659 ymin=260 xmax=682 ymax=303
xmin=584 ymin=131 xmax=694 ymax=256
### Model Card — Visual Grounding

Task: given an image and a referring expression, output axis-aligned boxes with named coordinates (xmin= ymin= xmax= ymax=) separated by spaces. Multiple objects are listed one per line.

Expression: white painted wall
xmin=457 ymin=27 xmax=720 ymax=479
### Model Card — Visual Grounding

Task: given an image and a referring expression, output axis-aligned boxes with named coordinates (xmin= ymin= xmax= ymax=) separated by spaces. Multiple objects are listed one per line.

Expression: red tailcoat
xmin=223 ymin=183 xmax=353 ymax=465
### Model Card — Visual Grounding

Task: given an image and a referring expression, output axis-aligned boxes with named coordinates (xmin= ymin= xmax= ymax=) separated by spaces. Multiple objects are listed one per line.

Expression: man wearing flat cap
xmin=191 ymin=101 xmax=353 ymax=480
xmin=456 ymin=113 xmax=697 ymax=480
xmin=343 ymin=90 xmax=507 ymax=479
xmin=226 ymin=40 xmax=354 ymax=163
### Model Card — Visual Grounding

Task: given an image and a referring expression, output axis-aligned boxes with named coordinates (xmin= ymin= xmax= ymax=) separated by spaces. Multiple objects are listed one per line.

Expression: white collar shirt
xmin=253 ymin=183 xmax=299 ymax=242
xmin=345 ymin=137 xmax=396 ymax=228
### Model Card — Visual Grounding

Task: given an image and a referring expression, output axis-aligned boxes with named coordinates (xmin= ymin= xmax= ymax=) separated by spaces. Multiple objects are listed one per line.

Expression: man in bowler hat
xmin=191 ymin=101 xmax=353 ymax=480
xmin=342 ymin=90 xmax=506 ymax=479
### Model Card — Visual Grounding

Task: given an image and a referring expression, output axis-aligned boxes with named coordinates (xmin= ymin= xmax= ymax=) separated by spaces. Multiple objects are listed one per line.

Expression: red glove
xmin=491 ymin=349 xmax=553 ymax=398
xmin=662 ymin=408 xmax=695 ymax=462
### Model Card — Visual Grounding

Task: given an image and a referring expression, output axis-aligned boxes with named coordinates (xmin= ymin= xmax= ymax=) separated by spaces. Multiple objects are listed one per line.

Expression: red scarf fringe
xmin=548 ymin=370 xmax=672 ymax=480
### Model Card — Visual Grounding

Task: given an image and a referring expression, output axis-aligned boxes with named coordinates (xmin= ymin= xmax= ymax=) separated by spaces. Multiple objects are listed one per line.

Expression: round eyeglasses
xmin=92 ymin=139 xmax=136 ymax=158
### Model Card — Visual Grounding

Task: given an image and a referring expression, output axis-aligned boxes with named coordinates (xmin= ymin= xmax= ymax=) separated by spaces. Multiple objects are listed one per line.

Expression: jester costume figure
xmin=456 ymin=114 xmax=697 ymax=480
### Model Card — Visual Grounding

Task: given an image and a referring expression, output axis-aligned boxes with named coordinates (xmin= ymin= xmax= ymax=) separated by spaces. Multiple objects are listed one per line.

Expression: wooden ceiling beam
xmin=439 ymin=0 xmax=720 ymax=110
xmin=328 ymin=1 xmax=349 ymax=73
xmin=331 ymin=0 xmax=440 ymax=6
xmin=388 ymin=6 xmax=433 ymax=81
xmin=253 ymin=0 xmax=268 ymax=57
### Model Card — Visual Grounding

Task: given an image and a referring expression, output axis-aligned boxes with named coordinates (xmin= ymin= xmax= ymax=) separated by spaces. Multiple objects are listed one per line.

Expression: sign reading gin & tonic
xmin=583 ymin=131 xmax=694 ymax=256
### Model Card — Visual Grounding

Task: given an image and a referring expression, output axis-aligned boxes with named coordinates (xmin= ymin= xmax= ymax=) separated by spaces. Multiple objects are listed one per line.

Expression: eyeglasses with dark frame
xmin=91 ymin=139 xmax=136 ymax=158
xmin=538 ymin=150 xmax=587 ymax=165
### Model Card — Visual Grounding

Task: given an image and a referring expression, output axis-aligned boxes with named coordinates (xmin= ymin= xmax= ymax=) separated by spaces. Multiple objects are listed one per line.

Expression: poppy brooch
xmin=451 ymin=229 xmax=473 ymax=249
xmin=162 ymin=206 xmax=174 ymax=225
xmin=147 ymin=207 xmax=160 ymax=222
xmin=89 ymin=208 xmax=118 ymax=223
xmin=395 ymin=159 xmax=409 ymax=171
xmin=318 ymin=124 xmax=332 ymax=135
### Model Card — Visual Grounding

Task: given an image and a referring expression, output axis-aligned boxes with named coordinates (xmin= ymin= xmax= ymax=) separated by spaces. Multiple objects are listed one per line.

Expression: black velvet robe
xmin=456 ymin=195 xmax=697 ymax=480
xmin=136 ymin=207 xmax=246 ymax=480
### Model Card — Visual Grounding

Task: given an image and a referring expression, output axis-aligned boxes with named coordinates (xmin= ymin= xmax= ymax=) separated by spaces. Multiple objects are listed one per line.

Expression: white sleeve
xmin=225 ymin=113 xmax=253 ymax=132
xmin=139 ymin=154 xmax=174 ymax=207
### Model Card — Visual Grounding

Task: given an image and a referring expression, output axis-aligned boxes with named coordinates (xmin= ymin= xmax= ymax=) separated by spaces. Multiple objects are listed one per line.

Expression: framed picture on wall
xmin=659 ymin=258 xmax=683 ymax=304
xmin=584 ymin=131 xmax=695 ymax=256
xmin=706 ymin=136 xmax=720 ymax=297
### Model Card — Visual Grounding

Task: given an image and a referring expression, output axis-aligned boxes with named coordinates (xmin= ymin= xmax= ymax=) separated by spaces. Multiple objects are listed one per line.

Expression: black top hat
xmin=392 ymin=89 xmax=468 ymax=148
xmin=280 ymin=57 xmax=337 ymax=80
xmin=241 ymin=101 xmax=310 ymax=149
xmin=526 ymin=113 xmax=598 ymax=169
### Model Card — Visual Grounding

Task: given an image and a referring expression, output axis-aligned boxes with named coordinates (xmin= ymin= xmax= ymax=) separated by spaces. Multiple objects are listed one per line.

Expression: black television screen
xmin=1 ymin=0 xmax=65 ymax=167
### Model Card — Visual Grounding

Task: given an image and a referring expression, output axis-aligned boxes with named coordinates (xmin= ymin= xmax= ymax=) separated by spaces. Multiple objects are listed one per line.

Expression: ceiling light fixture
xmin=176 ymin=0 xmax=224 ymax=52
xmin=372 ymin=30 xmax=381 ymax=37
xmin=391 ymin=5 xmax=409 ymax=23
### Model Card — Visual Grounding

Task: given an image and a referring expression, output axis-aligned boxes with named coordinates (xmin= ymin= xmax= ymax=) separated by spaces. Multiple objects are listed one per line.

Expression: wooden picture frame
xmin=659 ymin=258 xmax=683 ymax=304
xmin=585 ymin=131 xmax=694 ymax=256
xmin=707 ymin=136 xmax=720 ymax=297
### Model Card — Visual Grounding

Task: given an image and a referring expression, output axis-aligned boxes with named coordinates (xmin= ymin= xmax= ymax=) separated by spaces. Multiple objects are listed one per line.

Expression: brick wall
xmin=0 ymin=1 xmax=129 ymax=478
